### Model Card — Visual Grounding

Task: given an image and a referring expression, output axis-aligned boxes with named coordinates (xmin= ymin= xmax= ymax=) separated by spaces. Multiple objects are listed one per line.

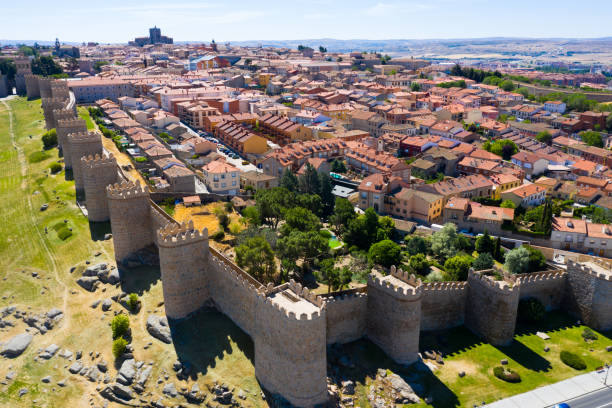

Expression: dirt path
xmin=2 ymin=99 xmax=70 ymax=333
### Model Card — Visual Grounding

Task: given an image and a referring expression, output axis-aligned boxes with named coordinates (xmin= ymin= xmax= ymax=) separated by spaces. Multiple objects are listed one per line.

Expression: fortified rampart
xmin=81 ymin=154 xmax=119 ymax=221
xmin=42 ymin=97 xmax=68 ymax=130
xmin=36 ymin=98 xmax=612 ymax=406
xmin=56 ymin=117 xmax=87 ymax=168
xmin=24 ymin=74 xmax=40 ymax=99
xmin=465 ymin=270 xmax=520 ymax=346
xmin=38 ymin=77 xmax=53 ymax=99
xmin=367 ymin=267 xmax=422 ymax=364
xmin=68 ymin=131 xmax=103 ymax=192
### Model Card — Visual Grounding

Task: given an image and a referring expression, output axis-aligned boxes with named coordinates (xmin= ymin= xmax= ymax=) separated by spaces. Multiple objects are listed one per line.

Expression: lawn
xmin=338 ymin=311 xmax=612 ymax=408
xmin=329 ymin=237 xmax=342 ymax=248
xmin=77 ymin=106 xmax=95 ymax=130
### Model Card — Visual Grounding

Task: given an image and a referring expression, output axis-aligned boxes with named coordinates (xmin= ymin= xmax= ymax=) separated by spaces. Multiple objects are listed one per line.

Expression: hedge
xmin=581 ymin=328 xmax=598 ymax=341
xmin=560 ymin=350 xmax=587 ymax=370
xmin=493 ymin=366 xmax=521 ymax=383
xmin=57 ymin=227 xmax=72 ymax=241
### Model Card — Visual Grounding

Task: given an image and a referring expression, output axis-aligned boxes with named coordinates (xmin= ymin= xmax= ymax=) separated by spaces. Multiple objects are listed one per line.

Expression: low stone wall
xmin=421 ymin=282 xmax=468 ymax=331
xmin=324 ymin=290 xmax=367 ymax=344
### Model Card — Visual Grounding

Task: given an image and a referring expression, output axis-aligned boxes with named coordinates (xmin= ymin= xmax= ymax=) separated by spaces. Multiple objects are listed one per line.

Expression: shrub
xmin=49 ymin=162 xmax=62 ymax=174
xmin=368 ymin=239 xmax=402 ymax=268
xmin=112 ymin=338 xmax=128 ymax=359
xmin=127 ymin=293 xmax=139 ymax=311
xmin=57 ymin=227 xmax=72 ymax=241
xmin=581 ymin=327 xmax=598 ymax=341
xmin=42 ymin=129 xmax=58 ymax=149
xmin=28 ymin=151 xmax=50 ymax=163
xmin=211 ymin=230 xmax=225 ymax=241
xmin=560 ymin=350 xmax=586 ymax=370
xmin=228 ymin=222 xmax=241 ymax=235
xmin=473 ymin=252 xmax=494 ymax=271
xmin=518 ymin=297 xmax=545 ymax=322
xmin=134 ymin=156 xmax=148 ymax=163
xmin=319 ymin=229 xmax=332 ymax=239
xmin=217 ymin=213 xmax=230 ymax=231
xmin=444 ymin=254 xmax=473 ymax=281
xmin=493 ymin=366 xmax=521 ymax=383
xmin=110 ymin=314 xmax=130 ymax=339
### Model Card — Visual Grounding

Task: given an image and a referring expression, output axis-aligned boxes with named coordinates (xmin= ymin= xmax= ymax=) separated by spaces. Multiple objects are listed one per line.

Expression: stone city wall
xmin=56 ymin=117 xmax=87 ymax=167
xmin=24 ymin=74 xmax=40 ymax=99
xmin=420 ymin=281 xmax=468 ymax=331
xmin=323 ymin=289 xmax=368 ymax=345
xmin=516 ymin=270 xmax=567 ymax=311
xmin=253 ymin=286 xmax=328 ymax=408
xmin=68 ymin=131 xmax=103 ymax=192
xmin=366 ymin=267 xmax=422 ymax=364
xmin=81 ymin=153 xmax=119 ymax=222
xmin=465 ymin=270 xmax=520 ymax=346
xmin=566 ymin=260 xmax=612 ymax=331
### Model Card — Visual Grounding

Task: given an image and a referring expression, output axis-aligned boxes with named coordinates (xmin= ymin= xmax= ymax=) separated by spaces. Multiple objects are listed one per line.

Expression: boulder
xmin=163 ymin=382 xmax=178 ymax=398
xmin=76 ymin=277 xmax=99 ymax=292
xmin=111 ymin=383 xmax=134 ymax=400
xmin=90 ymin=300 xmax=101 ymax=309
xmin=97 ymin=360 xmax=108 ymax=373
xmin=341 ymin=380 xmax=355 ymax=395
xmin=41 ymin=376 xmax=51 ymax=383
xmin=68 ymin=362 xmax=83 ymax=374
xmin=83 ymin=263 xmax=107 ymax=277
xmin=46 ymin=308 xmax=63 ymax=319
xmin=107 ymin=269 xmax=120 ymax=285
xmin=1 ymin=333 xmax=33 ymax=357
xmin=136 ymin=365 xmax=152 ymax=387
xmin=101 ymin=299 xmax=112 ymax=311
xmin=387 ymin=373 xmax=421 ymax=404
xmin=87 ymin=366 xmax=100 ymax=382
xmin=117 ymin=359 xmax=136 ymax=385
xmin=147 ymin=316 xmax=172 ymax=344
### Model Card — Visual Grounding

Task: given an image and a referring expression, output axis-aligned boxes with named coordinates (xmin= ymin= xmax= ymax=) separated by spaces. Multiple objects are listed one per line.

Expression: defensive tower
xmin=67 ymin=131 xmax=103 ymax=193
xmin=81 ymin=153 xmax=118 ymax=222
xmin=56 ymin=117 xmax=87 ymax=167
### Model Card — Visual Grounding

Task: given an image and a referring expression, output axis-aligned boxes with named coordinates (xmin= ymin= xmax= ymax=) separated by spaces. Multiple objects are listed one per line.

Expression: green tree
xmin=112 ymin=338 xmax=128 ymax=359
xmin=31 ymin=56 xmax=63 ymax=76
xmin=493 ymin=237 xmax=503 ymax=261
xmin=500 ymin=200 xmax=516 ymax=209
xmin=444 ymin=254 xmax=473 ymax=281
xmin=580 ymin=131 xmax=604 ymax=148
xmin=281 ymin=207 xmax=321 ymax=235
xmin=235 ymin=236 xmax=277 ymax=283
xmin=369 ymin=240 xmax=402 ymax=268
xmin=318 ymin=259 xmax=351 ymax=293
xmin=536 ymin=131 xmax=553 ymax=145
xmin=299 ymin=163 xmax=321 ymax=195
xmin=408 ymin=253 xmax=430 ymax=275
xmin=499 ymin=80 xmax=515 ymax=92
xmin=255 ymin=187 xmax=294 ymax=229
xmin=217 ymin=212 xmax=230 ymax=231
xmin=240 ymin=206 xmax=260 ymax=226
xmin=319 ymin=46 xmax=327 ymax=53
xmin=280 ymin=168 xmax=299 ymax=192
xmin=430 ymin=223 xmax=459 ymax=261
xmin=127 ymin=293 xmax=139 ymax=311
xmin=504 ymin=246 xmax=530 ymax=274
xmin=277 ymin=230 xmax=329 ymax=273
xmin=525 ymin=245 xmax=547 ymax=272
xmin=484 ymin=139 xmax=518 ymax=160
xmin=329 ymin=197 xmax=356 ymax=236
xmin=404 ymin=235 xmax=429 ymax=256
xmin=473 ymin=252 xmax=494 ymax=271
xmin=331 ymin=159 xmax=347 ymax=173
xmin=0 ymin=59 xmax=16 ymax=81
xmin=42 ymin=128 xmax=58 ymax=149
xmin=110 ymin=314 xmax=130 ymax=339
xmin=296 ymin=193 xmax=323 ymax=217
xmin=319 ymin=172 xmax=334 ymax=216
xmin=475 ymin=230 xmax=494 ymax=254
xmin=94 ymin=60 xmax=109 ymax=72
xmin=410 ymin=82 xmax=421 ymax=92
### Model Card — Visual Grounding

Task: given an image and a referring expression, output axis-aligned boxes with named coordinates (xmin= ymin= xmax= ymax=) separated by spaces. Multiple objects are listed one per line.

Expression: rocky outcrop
xmin=146 ymin=315 xmax=172 ymax=344
xmin=1 ymin=333 xmax=33 ymax=357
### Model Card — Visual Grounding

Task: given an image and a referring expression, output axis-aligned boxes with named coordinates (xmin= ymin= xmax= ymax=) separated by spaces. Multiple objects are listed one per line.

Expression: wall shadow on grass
xmin=88 ymin=221 xmax=111 ymax=241
xmin=169 ymin=307 xmax=255 ymax=380
xmin=119 ymin=264 xmax=160 ymax=296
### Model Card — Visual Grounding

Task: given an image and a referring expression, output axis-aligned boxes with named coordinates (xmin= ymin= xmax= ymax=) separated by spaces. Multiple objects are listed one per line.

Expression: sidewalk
xmin=486 ymin=368 xmax=610 ymax=408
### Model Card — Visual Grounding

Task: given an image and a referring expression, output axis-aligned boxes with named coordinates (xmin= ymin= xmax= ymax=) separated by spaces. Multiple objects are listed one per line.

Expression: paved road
xmin=559 ymin=386 xmax=612 ymax=408
xmin=487 ymin=369 xmax=611 ymax=408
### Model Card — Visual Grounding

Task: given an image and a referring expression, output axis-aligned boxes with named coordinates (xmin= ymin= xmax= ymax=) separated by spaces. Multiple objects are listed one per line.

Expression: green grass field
xmin=77 ymin=106 xmax=95 ymax=130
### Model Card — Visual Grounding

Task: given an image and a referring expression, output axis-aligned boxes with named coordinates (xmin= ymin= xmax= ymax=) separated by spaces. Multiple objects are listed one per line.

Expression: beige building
xmin=240 ymin=171 xmax=279 ymax=191
xmin=201 ymin=159 xmax=240 ymax=195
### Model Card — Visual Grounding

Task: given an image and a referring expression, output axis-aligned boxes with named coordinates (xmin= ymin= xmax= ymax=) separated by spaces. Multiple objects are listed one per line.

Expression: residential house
xmin=443 ymin=197 xmax=514 ymax=235
xmin=201 ymin=159 xmax=240 ymax=195
xmin=240 ymin=171 xmax=279 ymax=191
xmin=500 ymin=183 xmax=547 ymax=207
xmin=511 ymin=151 xmax=548 ymax=180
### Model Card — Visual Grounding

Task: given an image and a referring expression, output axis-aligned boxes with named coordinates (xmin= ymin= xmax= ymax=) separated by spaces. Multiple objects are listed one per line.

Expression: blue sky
xmin=2 ymin=0 xmax=611 ymax=43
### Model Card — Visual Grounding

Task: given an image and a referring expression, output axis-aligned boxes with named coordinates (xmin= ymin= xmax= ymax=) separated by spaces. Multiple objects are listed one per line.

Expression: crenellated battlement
xmin=389 ymin=265 xmax=423 ymax=287
xmin=517 ymin=270 xmax=567 ymax=285
xmin=568 ymin=259 xmax=612 ymax=281
xmin=67 ymin=131 xmax=100 ymax=143
xmin=106 ymin=181 xmax=149 ymax=200
xmin=52 ymin=109 xmax=76 ymax=122
xmin=255 ymin=290 xmax=324 ymax=321
xmin=81 ymin=153 xmax=116 ymax=169
xmin=288 ymin=280 xmax=326 ymax=308
xmin=468 ymin=269 xmax=519 ymax=294
xmin=57 ymin=117 xmax=84 ymax=127
xmin=157 ymin=221 xmax=208 ymax=246
xmin=368 ymin=270 xmax=422 ymax=298
xmin=42 ymin=97 xmax=68 ymax=107
xmin=422 ymin=281 xmax=468 ymax=292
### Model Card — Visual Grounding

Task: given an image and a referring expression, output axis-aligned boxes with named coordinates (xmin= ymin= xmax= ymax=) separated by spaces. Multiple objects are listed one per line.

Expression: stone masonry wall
xmin=81 ymin=153 xmax=118 ymax=222
xmin=42 ymin=98 xmax=67 ymax=130
xmin=56 ymin=117 xmax=87 ymax=167
xmin=253 ymin=285 xmax=328 ymax=407
xmin=25 ymin=75 xmax=40 ymax=99
xmin=324 ymin=290 xmax=368 ymax=345
xmin=157 ymin=222 xmax=210 ymax=319
xmin=566 ymin=260 xmax=612 ymax=331
xmin=366 ymin=267 xmax=422 ymax=364
xmin=68 ymin=131 xmax=103 ymax=192
xmin=517 ymin=270 xmax=567 ymax=311
xmin=465 ymin=270 xmax=520 ymax=346
xmin=107 ymin=181 xmax=154 ymax=262
xmin=421 ymin=282 xmax=468 ymax=331
xmin=39 ymin=77 xmax=53 ymax=99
